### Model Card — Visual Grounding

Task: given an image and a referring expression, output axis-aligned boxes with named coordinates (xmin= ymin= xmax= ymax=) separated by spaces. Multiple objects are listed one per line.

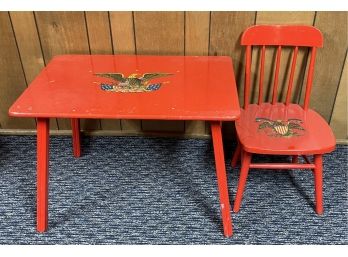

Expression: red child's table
xmin=9 ymin=55 xmax=240 ymax=237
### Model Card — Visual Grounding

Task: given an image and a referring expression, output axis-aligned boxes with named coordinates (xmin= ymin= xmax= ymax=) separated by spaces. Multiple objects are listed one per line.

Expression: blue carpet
xmin=0 ymin=135 xmax=347 ymax=244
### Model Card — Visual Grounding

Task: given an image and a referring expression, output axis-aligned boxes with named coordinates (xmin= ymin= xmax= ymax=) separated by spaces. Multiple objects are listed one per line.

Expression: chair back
xmin=241 ymin=25 xmax=323 ymax=110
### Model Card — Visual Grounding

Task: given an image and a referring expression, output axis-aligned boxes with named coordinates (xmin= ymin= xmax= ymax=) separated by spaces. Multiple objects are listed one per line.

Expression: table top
xmin=9 ymin=55 xmax=240 ymax=121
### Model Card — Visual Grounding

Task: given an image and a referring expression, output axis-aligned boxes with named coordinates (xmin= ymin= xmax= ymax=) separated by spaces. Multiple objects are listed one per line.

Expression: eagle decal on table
xmin=256 ymin=118 xmax=305 ymax=137
xmin=94 ymin=72 xmax=173 ymax=92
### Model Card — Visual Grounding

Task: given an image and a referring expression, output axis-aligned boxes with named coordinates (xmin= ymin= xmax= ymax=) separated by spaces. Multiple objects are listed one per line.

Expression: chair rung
xmin=249 ymin=163 xmax=315 ymax=169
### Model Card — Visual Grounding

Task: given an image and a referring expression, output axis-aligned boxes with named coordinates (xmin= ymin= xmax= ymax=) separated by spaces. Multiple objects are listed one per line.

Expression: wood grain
xmin=251 ymin=12 xmax=315 ymax=105
xmin=85 ymin=12 xmax=113 ymax=55
xmin=209 ymin=12 xmax=256 ymax=103
xmin=109 ymin=11 xmax=140 ymax=132
xmin=85 ymin=11 xmax=122 ymax=131
xmin=10 ymin=11 xmax=58 ymax=130
xmin=0 ymin=12 xmax=36 ymax=129
xmin=35 ymin=11 xmax=100 ymax=131
xmin=185 ymin=12 xmax=210 ymax=56
xmin=307 ymin=12 xmax=348 ymax=121
xmin=9 ymin=12 xmax=45 ymax=84
xmin=209 ymin=11 xmax=255 ymax=135
xmin=134 ymin=12 xmax=184 ymax=55
xmin=109 ymin=12 xmax=136 ymax=54
xmin=330 ymin=51 xmax=347 ymax=141
xmin=184 ymin=11 xmax=210 ymax=135
xmin=10 ymin=12 xmax=58 ymax=130
xmin=134 ymin=11 xmax=185 ymax=132
xmin=255 ymin=11 xmax=314 ymax=24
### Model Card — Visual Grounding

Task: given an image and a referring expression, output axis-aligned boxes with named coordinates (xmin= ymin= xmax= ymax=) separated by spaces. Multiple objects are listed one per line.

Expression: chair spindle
xmin=258 ymin=45 xmax=266 ymax=104
xmin=272 ymin=46 xmax=282 ymax=104
xmin=303 ymin=47 xmax=317 ymax=110
xmin=244 ymin=45 xmax=252 ymax=108
xmin=285 ymin=46 xmax=299 ymax=105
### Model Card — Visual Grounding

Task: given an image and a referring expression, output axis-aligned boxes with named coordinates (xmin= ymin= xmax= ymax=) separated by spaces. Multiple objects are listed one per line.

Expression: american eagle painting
xmin=95 ymin=73 xmax=173 ymax=92
xmin=256 ymin=118 xmax=305 ymax=137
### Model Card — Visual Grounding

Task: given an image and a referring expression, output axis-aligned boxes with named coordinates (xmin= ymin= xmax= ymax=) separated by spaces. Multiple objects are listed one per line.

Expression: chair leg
xmin=231 ymin=142 xmax=241 ymax=167
xmin=37 ymin=118 xmax=49 ymax=232
xmin=71 ymin=118 xmax=81 ymax=157
xmin=233 ymin=149 xmax=252 ymax=213
xmin=313 ymin=154 xmax=323 ymax=215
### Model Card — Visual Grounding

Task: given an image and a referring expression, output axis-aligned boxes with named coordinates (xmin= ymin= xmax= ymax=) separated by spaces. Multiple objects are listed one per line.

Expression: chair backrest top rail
xmin=241 ymin=25 xmax=323 ymax=47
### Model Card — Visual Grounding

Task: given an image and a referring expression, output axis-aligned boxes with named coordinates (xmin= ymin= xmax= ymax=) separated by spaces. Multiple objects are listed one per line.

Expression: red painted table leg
xmin=233 ymin=150 xmax=251 ymax=213
xmin=231 ymin=142 xmax=241 ymax=167
xmin=71 ymin=118 xmax=81 ymax=157
xmin=37 ymin=118 xmax=49 ymax=232
xmin=210 ymin=121 xmax=233 ymax=237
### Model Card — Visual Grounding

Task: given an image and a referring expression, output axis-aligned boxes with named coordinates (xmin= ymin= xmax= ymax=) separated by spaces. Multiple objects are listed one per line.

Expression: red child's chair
xmin=232 ymin=25 xmax=336 ymax=215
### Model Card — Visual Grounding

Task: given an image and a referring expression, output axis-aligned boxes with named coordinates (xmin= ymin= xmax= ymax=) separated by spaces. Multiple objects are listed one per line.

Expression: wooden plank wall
xmin=330 ymin=51 xmax=347 ymax=143
xmin=0 ymin=11 xmax=347 ymax=142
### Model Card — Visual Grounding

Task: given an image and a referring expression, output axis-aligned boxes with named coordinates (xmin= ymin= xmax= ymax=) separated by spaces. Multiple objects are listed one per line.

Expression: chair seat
xmin=235 ymin=103 xmax=336 ymax=155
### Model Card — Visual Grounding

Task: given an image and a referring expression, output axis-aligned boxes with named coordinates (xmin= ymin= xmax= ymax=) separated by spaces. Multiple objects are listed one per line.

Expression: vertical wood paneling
xmin=109 ymin=11 xmax=140 ymax=132
xmin=185 ymin=12 xmax=210 ymax=56
xmin=85 ymin=12 xmax=113 ymax=55
xmin=134 ymin=12 xmax=184 ymax=55
xmin=10 ymin=11 xmax=58 ymax=130
xmin=85 ymin=11 xmax=121 ymax=131
xmin=184 ymin=11 xmax=210 ymax=135
xmin=110 ymin=12 xmax=136 ymax=54
xmin=252 ymin=12 xmax=315 ymax=104
xmin=255 ymin=11 xmax=315 ymax=24
xmin=134 ymin=11 xmax=185 ymax=132
xmin=330 ymin=51 xmax=347 ymax=141
xmin=209 ymin=12 xmax=256 ymax=103
xmin=35 ymin=12 xmax=90 ymax=63
xmin=35 ymin=11 xmax=100 ymax=130
xmin=209 ymin=12 xmax=255 ymax=136
xmin=1 ymin=11 xmax=347 ymax=140
xmin=9 ymin=12 xmax=45 ymax=84
xmin=0 ymin=12 xmax=36 ymax=129
xmin=306 ymin=12 xmax=348 ymax=121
